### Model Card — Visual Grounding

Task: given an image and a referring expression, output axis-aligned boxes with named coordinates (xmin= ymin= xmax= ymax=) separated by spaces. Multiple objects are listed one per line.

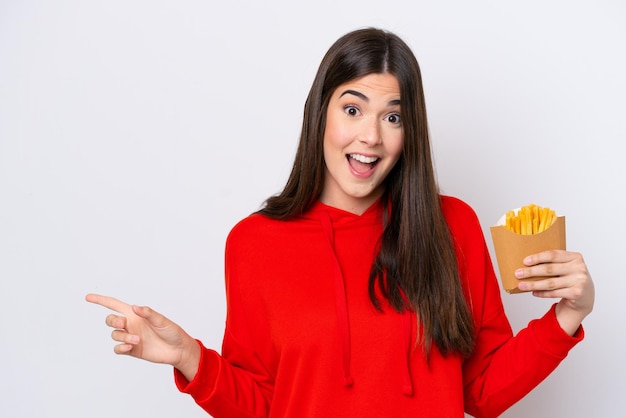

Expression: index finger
xmin=85 ymin=293 xmax=133 ymax=315
xmin=523 ymin=249 xmax=570 ymax=266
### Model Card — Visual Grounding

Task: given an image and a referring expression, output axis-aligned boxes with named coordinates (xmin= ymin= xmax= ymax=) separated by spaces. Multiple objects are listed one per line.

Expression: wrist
xmin=174 ymin=337 xmax=201 ymax=382
xmin=555 ymin=301 xmax=587 ymax=336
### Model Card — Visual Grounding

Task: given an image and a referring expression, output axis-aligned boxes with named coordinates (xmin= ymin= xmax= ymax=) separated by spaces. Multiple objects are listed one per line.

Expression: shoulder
xmin=226 ymin=211 xmax=317 ymax=250
xmin=226 ymin=213 xmax=276 ymax=245
xmin=439 ymin=195 xmax=487 ymax=247
xmin=440 ymin=195 xmax=481 ymax=227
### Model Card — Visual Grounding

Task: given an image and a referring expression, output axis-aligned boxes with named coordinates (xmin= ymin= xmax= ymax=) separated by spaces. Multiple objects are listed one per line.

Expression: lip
xmin=346 ymin=153 xmax=379 ymax=179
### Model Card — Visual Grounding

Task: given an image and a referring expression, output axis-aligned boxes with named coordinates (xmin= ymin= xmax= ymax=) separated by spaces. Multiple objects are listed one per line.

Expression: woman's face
xmin=320 ymin=72 xmax=404 ymax=214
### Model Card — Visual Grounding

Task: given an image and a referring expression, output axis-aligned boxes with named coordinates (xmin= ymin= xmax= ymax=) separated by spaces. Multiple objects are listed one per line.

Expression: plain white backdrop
xmin=1 ymin=1 xmax=624 ymax=417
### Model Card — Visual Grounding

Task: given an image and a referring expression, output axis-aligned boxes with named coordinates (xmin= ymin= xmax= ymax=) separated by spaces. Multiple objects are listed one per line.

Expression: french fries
xmin=504 ymin=204 xmax=556 ymax=235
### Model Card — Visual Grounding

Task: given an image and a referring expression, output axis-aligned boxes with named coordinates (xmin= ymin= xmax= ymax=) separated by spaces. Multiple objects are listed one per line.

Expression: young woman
xmin=86 ymin=27 xmax=594 ymax=417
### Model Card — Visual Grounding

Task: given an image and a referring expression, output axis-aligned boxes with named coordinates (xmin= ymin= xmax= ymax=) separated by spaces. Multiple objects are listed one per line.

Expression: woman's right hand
xmin=85 ymin=293 xmax=201 ymax=381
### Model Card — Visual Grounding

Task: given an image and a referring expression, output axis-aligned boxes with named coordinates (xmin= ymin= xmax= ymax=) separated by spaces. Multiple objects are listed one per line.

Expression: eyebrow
xmin=339 ymin=89 xmax=401 ymax=106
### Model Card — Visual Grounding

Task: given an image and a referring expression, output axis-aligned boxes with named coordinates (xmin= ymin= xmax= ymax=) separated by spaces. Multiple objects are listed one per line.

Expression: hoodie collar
xmin=305 ymin=198 xmax=384 ymax=223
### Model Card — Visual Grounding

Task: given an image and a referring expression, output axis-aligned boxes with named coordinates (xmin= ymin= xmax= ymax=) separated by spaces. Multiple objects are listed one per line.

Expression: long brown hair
xmin=260 ymin=28 xmax=474 ymax=357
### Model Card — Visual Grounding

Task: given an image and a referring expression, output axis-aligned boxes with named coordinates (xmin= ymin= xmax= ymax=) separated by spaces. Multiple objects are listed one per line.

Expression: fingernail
xmin=518 ymin=282 xmax=529 ymax=291
xmin=523 ymin=257 xmax=532 ymax=265
xmin=515 ymin=269 xmax=524 ymax=278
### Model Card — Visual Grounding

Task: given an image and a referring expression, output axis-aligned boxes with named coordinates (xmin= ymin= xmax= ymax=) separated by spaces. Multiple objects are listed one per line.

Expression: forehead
xmin=333 ymin=73 xmax=401 ymax=100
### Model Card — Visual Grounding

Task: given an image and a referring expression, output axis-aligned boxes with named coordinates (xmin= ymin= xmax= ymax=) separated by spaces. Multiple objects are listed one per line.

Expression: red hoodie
xmin=175 ymin=196 xmax=583 ymax=417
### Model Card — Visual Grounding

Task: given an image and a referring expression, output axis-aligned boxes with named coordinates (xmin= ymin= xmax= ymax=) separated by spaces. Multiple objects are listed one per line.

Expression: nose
xmin=359 ymin=117 xmax=382 ymax=146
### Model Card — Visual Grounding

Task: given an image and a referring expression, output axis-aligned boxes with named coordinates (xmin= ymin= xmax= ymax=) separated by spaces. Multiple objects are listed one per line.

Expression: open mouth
xmin=347 ymin=153 xmax=380 ymax=174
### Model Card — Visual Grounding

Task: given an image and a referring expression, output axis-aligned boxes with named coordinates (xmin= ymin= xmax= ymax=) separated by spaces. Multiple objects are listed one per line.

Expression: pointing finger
xmin=85 ymin=293 xmax=133 ymax=316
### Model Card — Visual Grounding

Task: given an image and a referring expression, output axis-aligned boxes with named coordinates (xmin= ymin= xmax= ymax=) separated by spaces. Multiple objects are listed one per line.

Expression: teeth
xmin=349 ymin=154 xmax=379 ymax=164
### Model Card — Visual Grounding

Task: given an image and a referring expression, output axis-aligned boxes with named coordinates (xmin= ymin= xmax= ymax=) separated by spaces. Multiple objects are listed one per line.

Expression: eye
xmin=343 ymin=105 xmax=361 ymax=117
xmin=385 ymin=113 xmax=402 ymax=125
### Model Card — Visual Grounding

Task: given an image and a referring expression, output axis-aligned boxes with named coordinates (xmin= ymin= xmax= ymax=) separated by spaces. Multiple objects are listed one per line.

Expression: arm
xmin=462 ymin=249 xmax=592 ymax=417
xmin=86 ymin=292 xmax=273 ymax=418
xmin=463 ymin=299 xmax=584 ymax=417
xmin=441 ymin=197 xmax=591 ymax=417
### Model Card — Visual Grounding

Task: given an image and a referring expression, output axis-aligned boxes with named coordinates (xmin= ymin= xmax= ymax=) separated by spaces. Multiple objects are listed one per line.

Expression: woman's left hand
xmin=515 ymin=250 xmax=595 ymax=336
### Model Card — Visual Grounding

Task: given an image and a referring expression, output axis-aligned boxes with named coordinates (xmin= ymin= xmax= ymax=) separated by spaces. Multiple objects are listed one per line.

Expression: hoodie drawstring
xmin=319 ymin=208 xmax=414 ymax=396
xmin=320 ymin=211 xmax=354 ymax=388
xmin=401 ymin=311 xmax=414 ymax=395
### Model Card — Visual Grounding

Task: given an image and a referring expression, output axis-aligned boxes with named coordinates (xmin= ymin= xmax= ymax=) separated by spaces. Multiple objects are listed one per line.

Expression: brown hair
xmin=260 ymin=28 xmax=474 ymax=357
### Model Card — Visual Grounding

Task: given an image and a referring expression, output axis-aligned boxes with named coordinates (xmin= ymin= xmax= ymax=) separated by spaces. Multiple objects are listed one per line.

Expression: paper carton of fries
xmin=490 ymin=204 xmax=566 ymax=294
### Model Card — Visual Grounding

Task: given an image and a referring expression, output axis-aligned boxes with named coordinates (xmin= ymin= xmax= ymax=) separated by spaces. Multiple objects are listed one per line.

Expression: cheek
xmin=324 ymin=113 xmax=353 ymax=149
xmin=388 ymin=135 xmax=404 ymax=162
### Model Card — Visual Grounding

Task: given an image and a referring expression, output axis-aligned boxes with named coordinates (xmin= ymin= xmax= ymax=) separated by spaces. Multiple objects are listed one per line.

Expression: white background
xmin=1 ymin=1 xmax=624 ymax=417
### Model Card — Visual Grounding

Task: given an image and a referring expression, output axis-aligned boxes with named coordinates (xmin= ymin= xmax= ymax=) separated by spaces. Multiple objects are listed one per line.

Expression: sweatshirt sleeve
xmin=463 ymin=300 xmax=583 ymax=417
xmin=442 ymin=197 xmax=584 ymax=417
xmin=173 ymin=219 xmax=274 ymax=418
xmin=173 ymin=333 xmax=273 ymax=417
